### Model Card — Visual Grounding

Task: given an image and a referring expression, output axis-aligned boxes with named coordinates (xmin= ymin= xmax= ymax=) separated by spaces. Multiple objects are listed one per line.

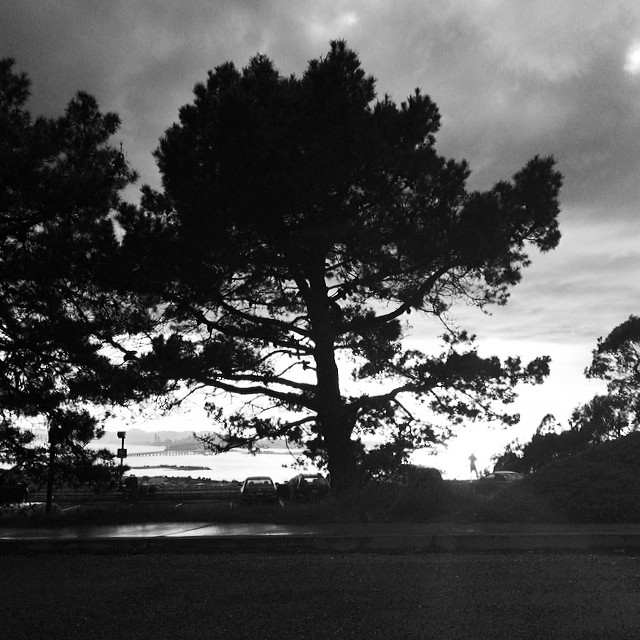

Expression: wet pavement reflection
xmin=3 ymin=521 xmax=640 ymax=541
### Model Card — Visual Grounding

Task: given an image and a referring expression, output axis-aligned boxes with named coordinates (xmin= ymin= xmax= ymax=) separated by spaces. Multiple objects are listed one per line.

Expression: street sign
xmin=117 ymin=448 xmax=127 ymax=458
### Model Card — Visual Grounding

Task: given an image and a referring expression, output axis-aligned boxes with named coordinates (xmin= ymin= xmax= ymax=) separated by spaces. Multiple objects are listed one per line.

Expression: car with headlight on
xmin=239 ymin=476 xmax=278 ymax=505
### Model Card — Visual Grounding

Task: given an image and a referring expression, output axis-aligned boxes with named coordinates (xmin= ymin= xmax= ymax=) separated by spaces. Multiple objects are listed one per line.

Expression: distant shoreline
xmin=129 ymin=465 xmax=212 ymax=471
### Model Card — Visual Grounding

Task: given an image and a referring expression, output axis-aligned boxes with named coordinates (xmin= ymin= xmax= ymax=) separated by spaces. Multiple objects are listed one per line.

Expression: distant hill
xmin=97 ymin=429 xmax=289 ymax=450
xmin=98 ymin=429 xmax=206 ymax=446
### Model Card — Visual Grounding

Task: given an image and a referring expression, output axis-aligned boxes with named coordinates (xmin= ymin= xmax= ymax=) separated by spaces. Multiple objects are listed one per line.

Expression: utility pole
xmin=116 ymin=431 xmax=127 ymax=476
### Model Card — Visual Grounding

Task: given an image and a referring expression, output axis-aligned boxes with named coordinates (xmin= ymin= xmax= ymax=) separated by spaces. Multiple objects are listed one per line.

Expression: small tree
xmin=494 ymin=318 xmax=640 ymax=473
xmin=0 ymin=59 xmax=143 ymax=506
xmin=587 ymin=315 xmax=640 ymax=421
xmin=119 ymin=42 xmax=562 ymax=492
xmin=493 ymin=425 xmax=590 ymax=474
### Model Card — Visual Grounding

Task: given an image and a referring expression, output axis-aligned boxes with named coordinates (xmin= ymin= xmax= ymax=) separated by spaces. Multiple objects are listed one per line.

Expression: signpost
xmin=116 ymin=431 xmax=127 ymax=474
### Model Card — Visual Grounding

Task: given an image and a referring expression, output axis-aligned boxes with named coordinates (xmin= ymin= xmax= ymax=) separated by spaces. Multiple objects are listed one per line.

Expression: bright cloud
xmin=624 ymin=42 xmax=640 ymax=74
xmin=306 ymin=10 xmax=359 ymax=43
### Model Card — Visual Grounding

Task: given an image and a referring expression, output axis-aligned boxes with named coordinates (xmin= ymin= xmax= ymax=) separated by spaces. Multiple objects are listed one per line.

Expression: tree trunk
xmin=324 ymin=418 xmax=358 ymax=494
xmin=45 ymin=441 xmax=55 ymax=514
xmin=314 ymin=351 xmax=357 ymax=493
xmin=306 ymin=259 xmax=357 ymax=494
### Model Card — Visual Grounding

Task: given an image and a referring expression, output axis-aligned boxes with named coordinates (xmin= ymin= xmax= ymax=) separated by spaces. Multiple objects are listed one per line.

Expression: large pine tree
xmin=119 ymin=42 xmax=562 ymax=492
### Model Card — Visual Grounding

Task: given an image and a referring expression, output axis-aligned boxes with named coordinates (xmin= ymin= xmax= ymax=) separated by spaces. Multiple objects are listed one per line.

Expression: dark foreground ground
xmin=2 ymin=552 xmax=639 ymax=639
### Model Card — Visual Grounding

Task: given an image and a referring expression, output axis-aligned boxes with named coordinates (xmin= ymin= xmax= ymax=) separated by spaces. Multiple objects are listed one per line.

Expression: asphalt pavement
xmin=3 ymin=520 xmax=640 ymax=554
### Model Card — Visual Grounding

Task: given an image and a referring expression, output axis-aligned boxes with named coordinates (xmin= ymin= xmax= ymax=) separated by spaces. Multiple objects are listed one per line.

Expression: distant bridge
xmin=127 ymin=450 xmax=207 ymax=457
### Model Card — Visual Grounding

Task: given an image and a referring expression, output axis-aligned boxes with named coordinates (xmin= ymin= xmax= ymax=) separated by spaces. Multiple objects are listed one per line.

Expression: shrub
xmin=330 ymin=465 xmax=448 ymax=522
xmin=478 ymin=432 xmax=640 ymax=523
xmin=474 ymin=481 xmax=568 ymax=523
xmin=527 ymin=432 xmax=640 ymax=522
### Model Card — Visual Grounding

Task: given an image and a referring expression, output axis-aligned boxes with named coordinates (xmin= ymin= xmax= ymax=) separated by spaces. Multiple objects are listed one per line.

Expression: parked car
xmin=239 ymin=476 xmax=278 ymax=505
xmin=287 ymin=473 xmax=331 ymax=502
xmin=0 ymin=470 xmax=30 ymax=505
xmin=480 ymin=471 xmax=524 ymax=483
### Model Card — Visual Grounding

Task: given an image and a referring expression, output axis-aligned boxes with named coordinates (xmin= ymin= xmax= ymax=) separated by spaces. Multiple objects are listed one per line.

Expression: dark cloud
xmin=6 ymin=1 xmax=639 ymax=211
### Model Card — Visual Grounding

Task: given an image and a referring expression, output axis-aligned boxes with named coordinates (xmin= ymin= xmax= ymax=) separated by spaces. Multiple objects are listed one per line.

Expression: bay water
xmin=100 ymin=443 xmax=320 ymax=483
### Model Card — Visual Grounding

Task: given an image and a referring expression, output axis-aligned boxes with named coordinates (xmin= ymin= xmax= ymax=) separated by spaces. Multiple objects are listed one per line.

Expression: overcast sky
xmin=3 ymin=1 xmax=640 ymax=475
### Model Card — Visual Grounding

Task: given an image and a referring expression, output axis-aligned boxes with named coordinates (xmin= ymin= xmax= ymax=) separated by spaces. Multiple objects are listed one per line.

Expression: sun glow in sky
xmin=3 ymin=1 xmax=640 ymax=477
xmin=624 ymin=42 xmax=640 ymax=74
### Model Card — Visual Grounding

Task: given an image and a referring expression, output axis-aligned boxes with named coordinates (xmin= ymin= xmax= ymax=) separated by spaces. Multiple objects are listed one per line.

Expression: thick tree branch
xmin=199 ymin=377 xmax=317 ymax=411
xmin=339 ymin=263 xmax=454 ymax=334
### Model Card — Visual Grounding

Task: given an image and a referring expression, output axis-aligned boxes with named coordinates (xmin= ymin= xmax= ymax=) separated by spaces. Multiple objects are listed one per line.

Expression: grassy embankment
xmin=3 ymin=432 xmax=640 ymax=526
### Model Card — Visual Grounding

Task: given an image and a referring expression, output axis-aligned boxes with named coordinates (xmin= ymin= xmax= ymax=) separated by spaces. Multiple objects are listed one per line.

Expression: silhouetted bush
xmin=478 ymin=432 xmax=640 ymax=523
xmin=528 ymin=432 xmax=640 ymax=522
xmin=329 ymin=465 xmax=448 ymax=522
xmin=473 ymin=481 xmax=568 ymax=523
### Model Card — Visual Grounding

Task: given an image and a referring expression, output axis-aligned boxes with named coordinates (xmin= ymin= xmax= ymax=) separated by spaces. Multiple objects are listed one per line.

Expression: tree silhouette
xmin=587 ymin=315 xmax=640 ymax=417
xmin=0 ymin=59 xmax=142 ymax=503
xmin=119 ymin=42 xmax=562 ymax=492
xmin=494 ymin=318 xmax=640 ymax=473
